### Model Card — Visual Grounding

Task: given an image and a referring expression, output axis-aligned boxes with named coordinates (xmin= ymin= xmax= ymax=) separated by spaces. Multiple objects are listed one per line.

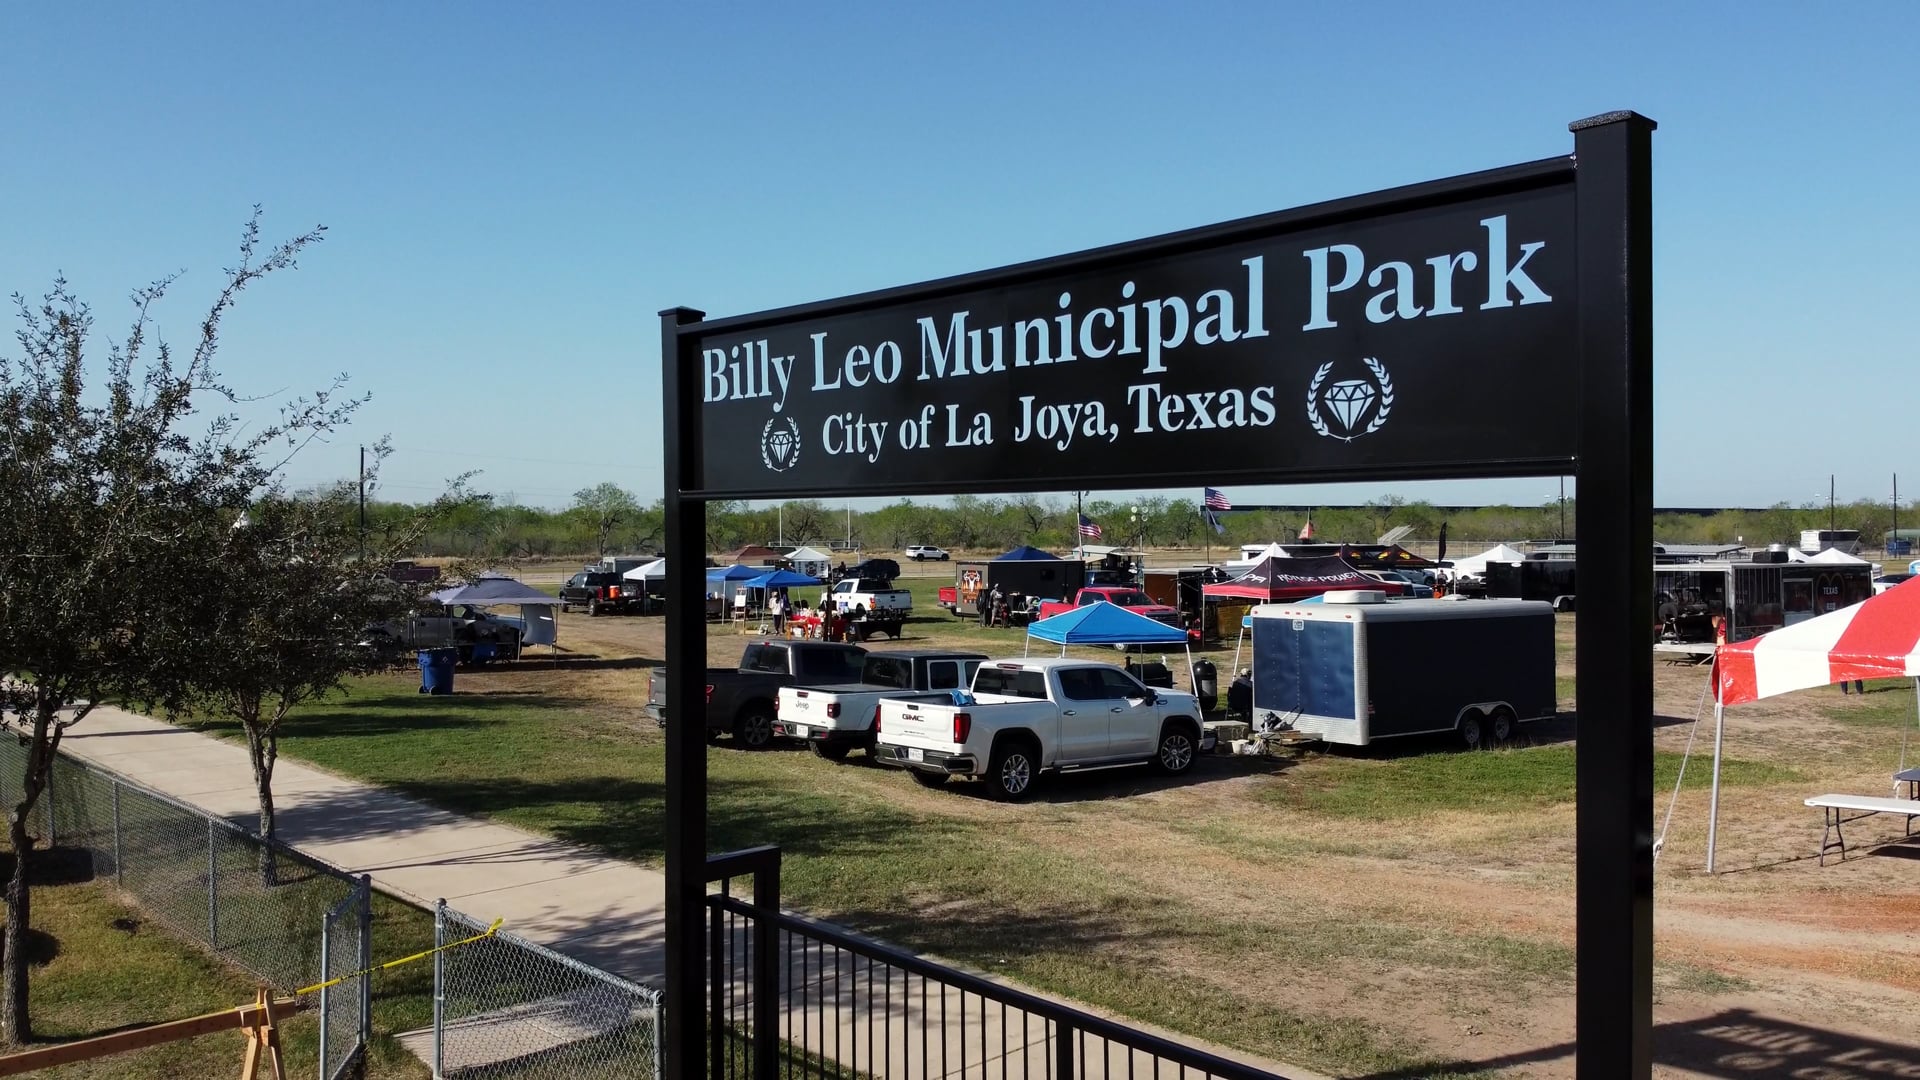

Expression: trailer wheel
xmin=1459 ymin=711 xmax=1488 ymax=751
xmin=1489 ymin=706 xmax=1518 ymax=745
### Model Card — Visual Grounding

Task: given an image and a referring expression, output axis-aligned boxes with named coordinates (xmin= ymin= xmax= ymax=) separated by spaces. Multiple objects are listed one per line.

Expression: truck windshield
xmin=972 ymin=666 xmax=1048 ymax=699
xmin=1094 ymin=591 xmax=1151 ymax=606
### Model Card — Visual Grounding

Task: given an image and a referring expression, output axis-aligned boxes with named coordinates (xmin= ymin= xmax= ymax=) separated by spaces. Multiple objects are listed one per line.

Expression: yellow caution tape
xmin=294 ymin=918 xmax=503 ymax=996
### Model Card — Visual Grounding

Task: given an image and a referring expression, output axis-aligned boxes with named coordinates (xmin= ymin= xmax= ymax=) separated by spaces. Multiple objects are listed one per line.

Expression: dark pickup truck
xmin=559 ymin=570 xmax=642 ymax=616
xmin=646 ymin=639 xmax=868 ymax=749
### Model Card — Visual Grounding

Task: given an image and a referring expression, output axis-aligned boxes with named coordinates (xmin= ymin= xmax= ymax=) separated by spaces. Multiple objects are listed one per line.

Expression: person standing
xmin=1841 ymin=677 xmax=1866 ymax=695
xmin=770 ymin=590 xmax=787 ymax=635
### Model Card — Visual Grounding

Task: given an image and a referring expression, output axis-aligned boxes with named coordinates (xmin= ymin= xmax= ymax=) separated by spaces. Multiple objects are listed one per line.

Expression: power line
xmin=385 ymin=444 xmax=649 ymax=471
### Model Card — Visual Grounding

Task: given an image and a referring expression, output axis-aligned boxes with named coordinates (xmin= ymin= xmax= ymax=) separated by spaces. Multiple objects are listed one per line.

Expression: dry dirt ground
xmin=474 ymin=569 xmax=1917 ymax=1079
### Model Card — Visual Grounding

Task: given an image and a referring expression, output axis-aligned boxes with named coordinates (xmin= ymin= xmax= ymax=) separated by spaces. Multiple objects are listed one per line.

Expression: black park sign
xmin=685 ymin=164 xmax=1576 ymax=498
xmin=659 ymin=113 xmax=1657 ymax=1079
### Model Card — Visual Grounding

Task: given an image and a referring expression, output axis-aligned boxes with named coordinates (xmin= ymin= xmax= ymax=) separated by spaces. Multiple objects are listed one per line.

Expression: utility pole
xmin=1829 ymin=474 xmax=1836 ymax=532
xmin=1075 ymin=490 xmax=1085 ymax=559
xmin=358 ymin=445 xmax=367 ymax=563
xmin=1560 ymin=475 xmax=1568 ymax=541
xmin=1894 ymin=473 xmax=1900 ymax=554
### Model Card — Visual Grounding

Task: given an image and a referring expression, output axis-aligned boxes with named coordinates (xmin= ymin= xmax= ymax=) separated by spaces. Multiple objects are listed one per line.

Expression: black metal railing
xmin=706 ymin=846 xmax=1289 ymax=1080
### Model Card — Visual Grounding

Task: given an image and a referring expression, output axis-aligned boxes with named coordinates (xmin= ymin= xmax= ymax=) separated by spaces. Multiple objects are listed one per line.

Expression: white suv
xmin=904 ymin=544 xmax=950 ymax=561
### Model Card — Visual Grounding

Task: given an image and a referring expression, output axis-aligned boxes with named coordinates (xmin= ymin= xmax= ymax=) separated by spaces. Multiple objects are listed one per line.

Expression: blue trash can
xmin=417 ymin=648 xmax=457 ymax=695
xmin=469 ymin=641 xmax=496 ymax=665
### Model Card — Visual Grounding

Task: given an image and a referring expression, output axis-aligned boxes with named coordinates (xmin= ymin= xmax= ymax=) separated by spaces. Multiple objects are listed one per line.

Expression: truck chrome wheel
xmin=1155 ymin=730 xmax=1195 ymax=774
xmin=987 ymin=745 xmax=1036 ymax=801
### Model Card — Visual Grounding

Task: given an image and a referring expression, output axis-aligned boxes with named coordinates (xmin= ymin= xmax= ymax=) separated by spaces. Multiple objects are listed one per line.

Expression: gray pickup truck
xmin=646 ymin=640 xmax=868 ymax=749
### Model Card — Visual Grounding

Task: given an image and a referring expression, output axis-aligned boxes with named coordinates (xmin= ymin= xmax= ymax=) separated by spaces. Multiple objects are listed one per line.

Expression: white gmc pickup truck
xmin=874 ymin=658 xmax=1212 ymax=800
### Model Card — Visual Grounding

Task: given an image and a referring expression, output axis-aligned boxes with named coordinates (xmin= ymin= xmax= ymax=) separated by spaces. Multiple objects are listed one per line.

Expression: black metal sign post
xmin=659 ymin=111 xmax=1653 ymax=1078
xmin=1571 ymin=112 xmax=1657 ymax=1076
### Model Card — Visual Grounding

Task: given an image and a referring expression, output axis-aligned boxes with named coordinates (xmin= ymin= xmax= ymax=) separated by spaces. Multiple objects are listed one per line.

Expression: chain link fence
xmin=0 ymin=738 xmax=372 ymax=1073
xmin=320 ymin=883 xmax=373 ymax=1080
xmin=432 ymin=899 xmax=662 ymax=1079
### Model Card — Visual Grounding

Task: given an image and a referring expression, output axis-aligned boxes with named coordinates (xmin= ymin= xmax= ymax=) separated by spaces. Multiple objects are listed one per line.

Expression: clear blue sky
xmin=5 ymin=2 xmax=1914 ymax=511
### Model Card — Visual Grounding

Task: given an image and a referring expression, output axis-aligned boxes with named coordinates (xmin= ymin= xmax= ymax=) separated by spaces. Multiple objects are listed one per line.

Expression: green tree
xmin=0 ymin=213 xmax=339 ymax=1041
xmin=191 ymin=451 xmax=479 ymax=873
xmin=572 ymin=482 xmax=640 ymax=555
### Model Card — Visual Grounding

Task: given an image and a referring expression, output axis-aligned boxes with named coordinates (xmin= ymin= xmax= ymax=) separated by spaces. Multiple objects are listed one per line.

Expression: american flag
xmin=1203 ymin=487 xmax=1232 ymax=511
xmin=1077 ymin=514 xmax=1103 ymax=539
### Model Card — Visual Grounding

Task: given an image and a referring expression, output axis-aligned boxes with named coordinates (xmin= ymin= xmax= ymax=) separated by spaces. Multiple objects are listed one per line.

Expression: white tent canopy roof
xmin=1805 ymin=547 xmax=1870 ymax=565
xmin=1448 ymin=544 xmax=1527 ymax=575
xmin=623 ymin=558 xmax=667 ymax=581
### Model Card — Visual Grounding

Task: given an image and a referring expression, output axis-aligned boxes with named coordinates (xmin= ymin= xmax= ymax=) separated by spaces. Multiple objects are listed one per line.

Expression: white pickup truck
xmin=819 ymin=577 xmax=914 ymax=640
xmin=874 ymin=658 xmax=1213 ymax=800
xmin=775 ymin=650 xmax=987 ymax=761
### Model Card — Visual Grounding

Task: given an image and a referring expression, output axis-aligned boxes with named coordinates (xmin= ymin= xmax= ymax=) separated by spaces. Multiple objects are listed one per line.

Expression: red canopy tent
xmin=1202 ymin=555 xmax=1405 ymax=602
xmin=1702 ymin=577 xmax=1920 ymax=870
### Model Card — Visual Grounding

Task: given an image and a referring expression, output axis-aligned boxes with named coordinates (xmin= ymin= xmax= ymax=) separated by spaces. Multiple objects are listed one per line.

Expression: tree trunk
xmin=242 ymin=709 xmax=278 ymax=887
xmin=2 ymin=704 xmax=51 ymax=1046
xmin=3 ymin=810 xmax=31 ymax=1045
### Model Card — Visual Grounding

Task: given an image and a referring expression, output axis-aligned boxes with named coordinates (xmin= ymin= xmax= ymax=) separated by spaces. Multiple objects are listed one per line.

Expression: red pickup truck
xmin=1036 ymin=586 xmax=1183 ymax=627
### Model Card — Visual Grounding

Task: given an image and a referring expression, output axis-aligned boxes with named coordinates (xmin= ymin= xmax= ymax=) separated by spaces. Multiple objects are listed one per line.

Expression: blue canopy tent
xmin=994 ymin=545 xmax=1059 ymax=561
xmin=1024 ymin=600 xmax=1195 ymax=686
xmin=743 ymin=569 xmax=822 ymax=589
xmin=705 ymin=564 xmax=760 ymax=586
xmin=429 ymin=575 xmax=559 ymax=650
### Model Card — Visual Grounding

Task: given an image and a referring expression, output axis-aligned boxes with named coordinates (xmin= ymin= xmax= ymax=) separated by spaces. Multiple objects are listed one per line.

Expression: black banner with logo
xmin=683 ymin=162 xmax=1576 ymax=499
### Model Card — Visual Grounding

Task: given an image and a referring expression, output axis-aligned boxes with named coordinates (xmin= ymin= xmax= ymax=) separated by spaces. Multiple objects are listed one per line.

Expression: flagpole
xmin=1076 ymin=490 xmax=1084 ymax=560
xmin=1203 ymin=489 xmax=1210 ymax=569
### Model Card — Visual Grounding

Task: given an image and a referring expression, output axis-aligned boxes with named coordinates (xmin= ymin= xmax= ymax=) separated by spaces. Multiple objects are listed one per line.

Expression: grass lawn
xmin=17 ymin=852 xmax=432 ymax=1079
xmin=1261 ymin=746 xmax=1802 ymax=818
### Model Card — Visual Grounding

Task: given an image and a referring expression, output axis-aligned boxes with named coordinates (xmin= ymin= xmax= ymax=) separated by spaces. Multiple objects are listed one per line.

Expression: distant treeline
xmin=355 ymin=485 xmax=1912 ymax=560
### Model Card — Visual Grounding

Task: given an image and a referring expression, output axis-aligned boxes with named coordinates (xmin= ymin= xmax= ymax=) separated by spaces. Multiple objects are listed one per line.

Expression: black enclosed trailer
xmin=1249 ymin=594 xmax=1556 ymax=748
xmin=1485 ymin=558 xmax=1578 ymax=611
xmin=949 ymin=558 xmax=1085 ymax=619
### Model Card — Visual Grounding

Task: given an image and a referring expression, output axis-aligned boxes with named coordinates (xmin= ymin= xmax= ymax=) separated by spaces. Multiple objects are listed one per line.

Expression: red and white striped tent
xmin=1701 ymin=577 xmax=1920 ymax=870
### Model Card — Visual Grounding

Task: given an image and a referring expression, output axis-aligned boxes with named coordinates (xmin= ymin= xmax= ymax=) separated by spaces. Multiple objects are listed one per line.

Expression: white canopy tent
xmin=1806 ymin=547 xmax=1870 ymax=565
xmin=785 ymin=546 xmax=834 ymax=579
xmin=1446 ymin=544 xmax=1528 ymax=577
xmin=622 ymin=558 xmax=667 ymax=582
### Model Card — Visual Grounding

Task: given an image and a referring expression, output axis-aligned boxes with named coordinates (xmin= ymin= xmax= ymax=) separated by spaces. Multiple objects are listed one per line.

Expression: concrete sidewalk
xmin=59 ymin=705 xmax=667 ymax=983
xmin=59 ymin=705 xmax=1318 ymax=1080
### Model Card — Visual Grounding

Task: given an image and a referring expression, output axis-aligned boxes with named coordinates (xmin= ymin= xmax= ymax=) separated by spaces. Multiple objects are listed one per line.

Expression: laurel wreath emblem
xmin=1305 ymin=362 xmax=1335 ymax=439
xmin=760 ymin=416 xmax=801 ymax=472
xmin=1362 ymin=357 xmax=1394 ymax=436
xmin=1305 ymin=358 xmax=1394 ymax=443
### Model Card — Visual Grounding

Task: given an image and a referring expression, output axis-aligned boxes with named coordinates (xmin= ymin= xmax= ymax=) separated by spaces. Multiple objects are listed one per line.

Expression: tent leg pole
xmin=1705 ymin=701 xmax=1725 ymax=874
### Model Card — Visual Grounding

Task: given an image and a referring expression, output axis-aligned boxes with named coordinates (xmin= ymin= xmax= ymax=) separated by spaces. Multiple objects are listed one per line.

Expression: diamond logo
xmin=760 ymin=416 xmax=801 ymax=472
xmin=1306 ymin=358 xmax=1395 ymax=443
xmin=1323 ymin=380 xmax=1375 ymax=431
